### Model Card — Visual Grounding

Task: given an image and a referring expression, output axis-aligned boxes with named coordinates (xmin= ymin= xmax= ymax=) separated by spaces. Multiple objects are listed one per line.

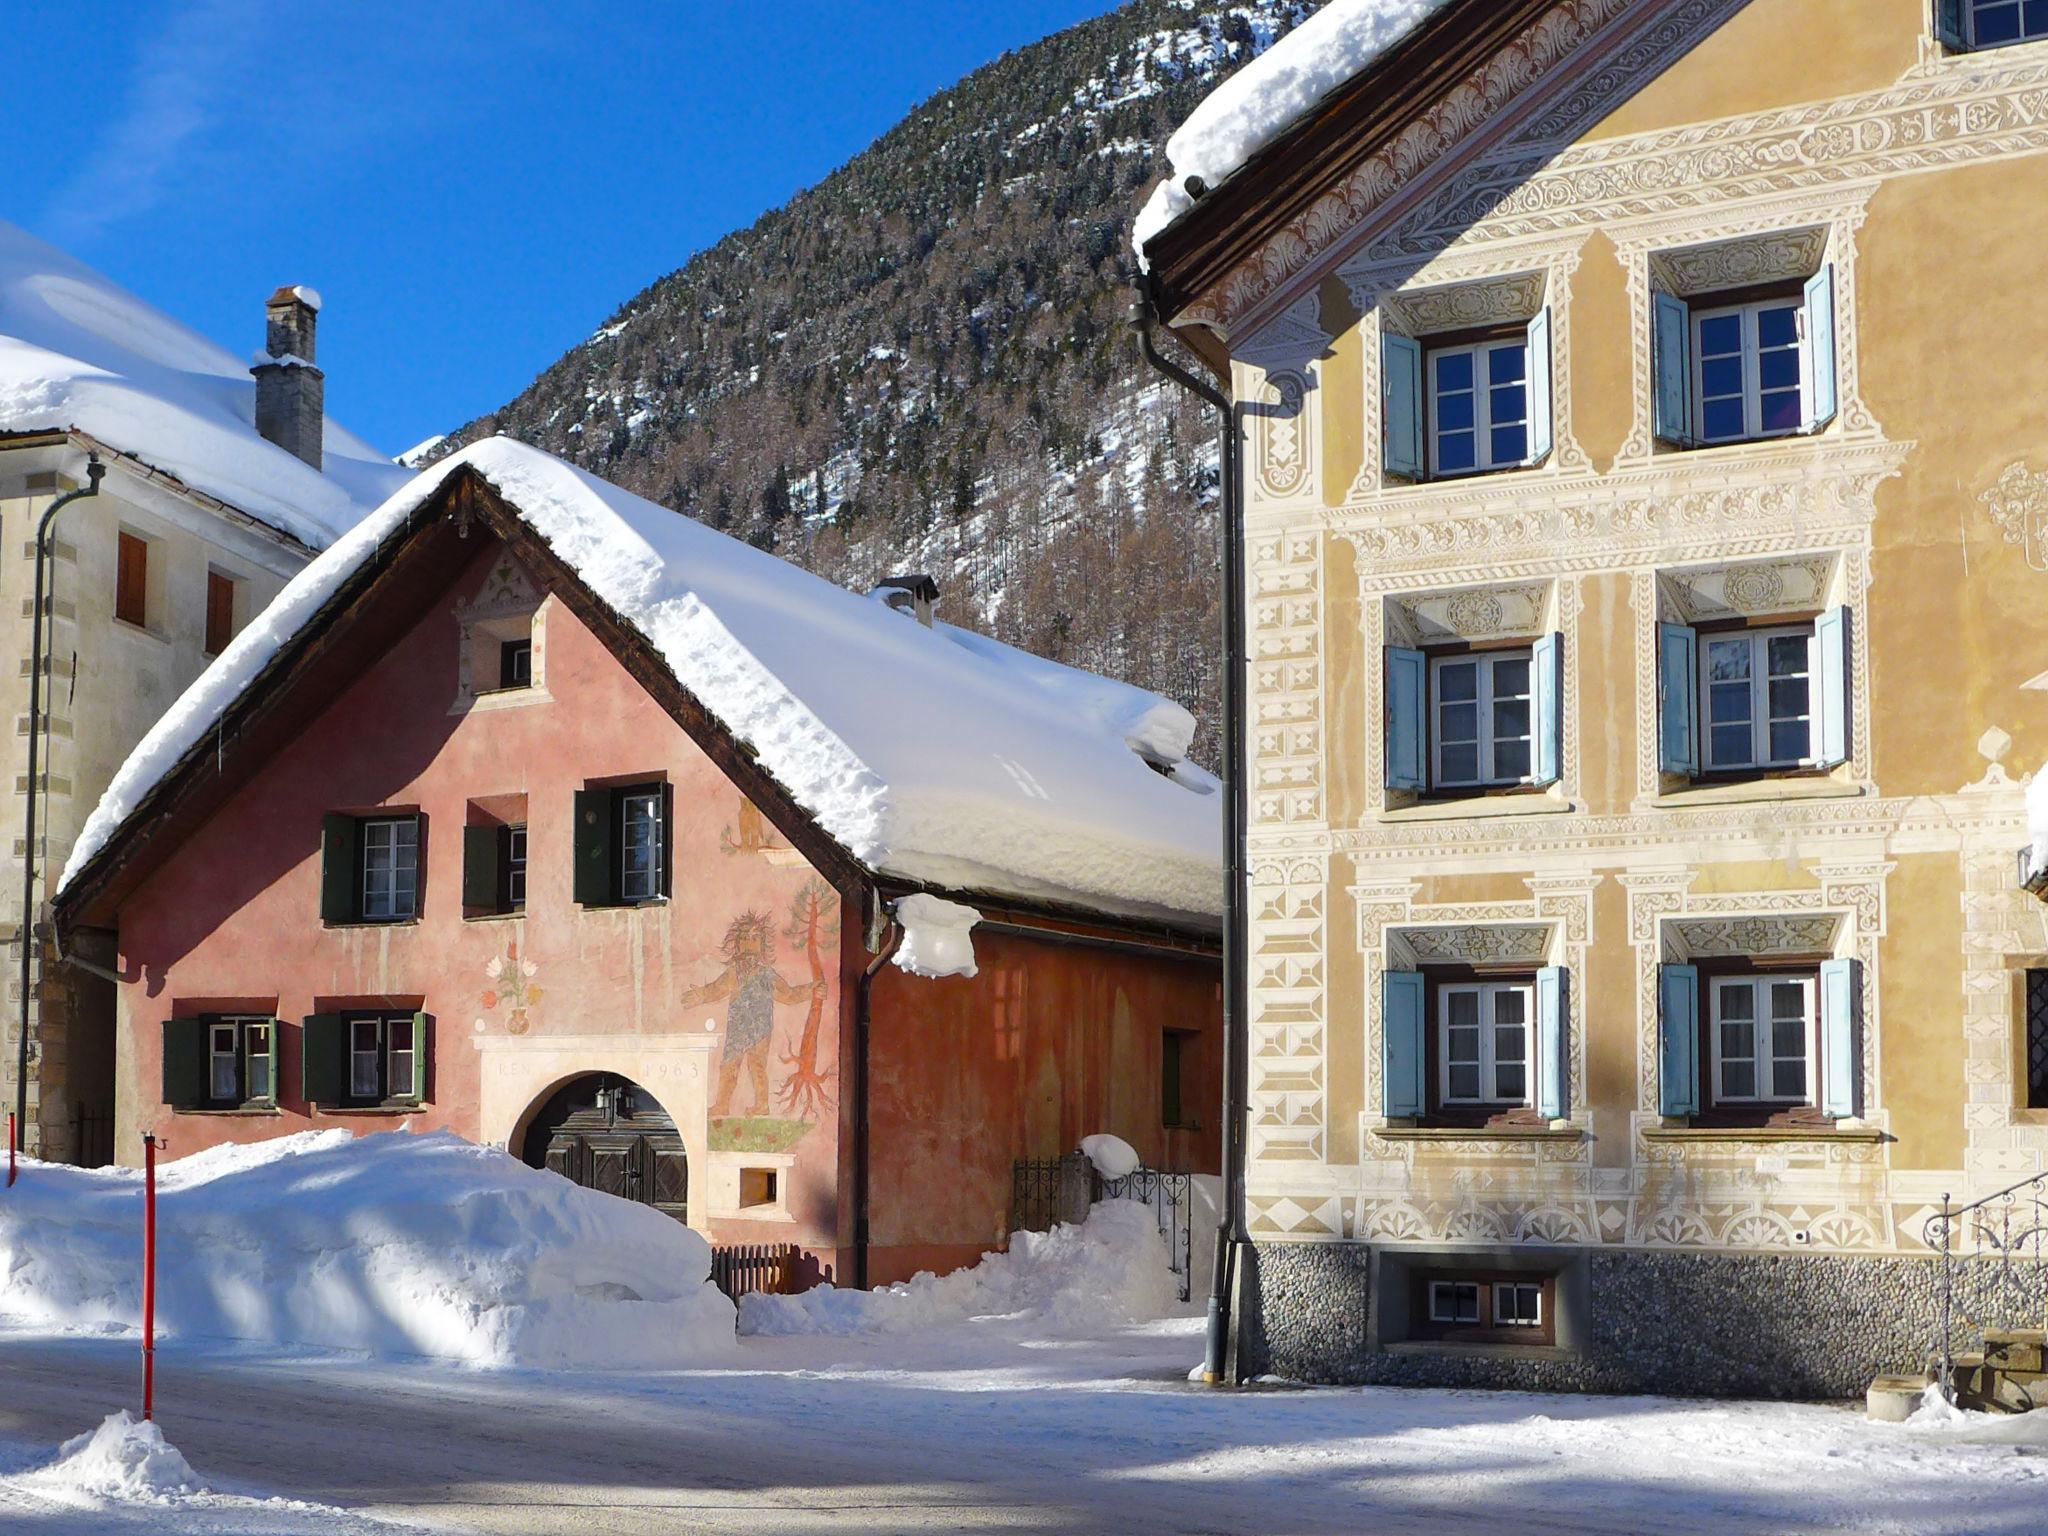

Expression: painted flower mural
xmin=482 ymin=940 xmax=543 ymax=1035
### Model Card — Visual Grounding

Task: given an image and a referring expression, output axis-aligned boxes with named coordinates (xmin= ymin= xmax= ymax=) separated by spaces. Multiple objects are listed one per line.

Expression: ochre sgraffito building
xmin=54 ymin=439 xmax=1222 ymax=1290
xmin=1142 ymin=0 xmax=2048 ymax=1395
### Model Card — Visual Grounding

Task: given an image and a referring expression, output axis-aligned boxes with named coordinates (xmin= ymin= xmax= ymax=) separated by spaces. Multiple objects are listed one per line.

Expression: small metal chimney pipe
xmin=251 ymin=284 xmax=325 ymax=469
xmin=871 ymin=573 xmax=939 ymax=628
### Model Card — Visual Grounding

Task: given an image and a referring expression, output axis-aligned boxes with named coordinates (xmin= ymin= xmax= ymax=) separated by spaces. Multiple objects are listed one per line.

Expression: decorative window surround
xmin=452 ymin=553 xmax=551 ymax=714
xmin=1234 ymin=293 xmax=1330 ymax=512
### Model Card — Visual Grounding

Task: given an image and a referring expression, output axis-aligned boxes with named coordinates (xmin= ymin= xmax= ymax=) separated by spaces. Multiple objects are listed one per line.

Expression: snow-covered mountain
xmin=438 ymin=0 xmax=1326 ymax=761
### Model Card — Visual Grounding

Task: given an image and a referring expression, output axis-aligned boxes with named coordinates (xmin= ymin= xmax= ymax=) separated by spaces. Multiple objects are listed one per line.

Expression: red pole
xmin=142 ymin=1132 xmax=157 ymax=1422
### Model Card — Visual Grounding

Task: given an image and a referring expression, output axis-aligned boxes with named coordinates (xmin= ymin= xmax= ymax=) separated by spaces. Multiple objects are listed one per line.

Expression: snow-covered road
xmin=2 ymin=1321 xmax=2043 ymax=1535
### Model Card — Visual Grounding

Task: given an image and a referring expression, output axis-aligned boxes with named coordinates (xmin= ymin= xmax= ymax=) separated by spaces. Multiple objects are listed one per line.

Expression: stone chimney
xmin=871 ymin=574 xmax=940 ymax=628
xmin=251 ymin=284 xmax=324 ymax=469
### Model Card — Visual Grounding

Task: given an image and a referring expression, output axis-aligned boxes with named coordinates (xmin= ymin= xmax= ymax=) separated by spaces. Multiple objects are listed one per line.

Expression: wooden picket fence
xmin=710 ymin=1242 xmax=799 ymax=1302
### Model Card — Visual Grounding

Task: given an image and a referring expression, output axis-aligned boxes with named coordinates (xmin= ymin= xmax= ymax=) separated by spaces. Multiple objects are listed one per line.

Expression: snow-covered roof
xmin=0 ymin=218 xmax=409 ymax=547
xmin=62 ymin=437 xmax=1222 ymax=927
xmin=1134 ymin=0 xmax=1449 ymax=263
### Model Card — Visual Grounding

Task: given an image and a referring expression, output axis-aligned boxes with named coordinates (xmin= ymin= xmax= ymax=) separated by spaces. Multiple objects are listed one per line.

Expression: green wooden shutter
xmin=1382 ymin=970 xmax=1426 ymax=1118
xmin=1527 ymin=306 xmax=1553 ymax=464
xmin=1658 ymin=964 xmax=1700 ymax=1117
xmin=161 ymin=1017 xmax=207 ymax=1108
xmin=301 ymin=1013 xmax=345 ymax=1106
xmin=320 ymin=814 xmax=359 ymax=924
xmin=1531 ymin=631 xmax=1563 ymax=787
xmin=412 ymin=1011 xmax=433 ymax=1103
xmin=1814 ymin=605 xmax=1852 ymax=768
xmin=1385 ymin=646 xmax=1427 ymax=792
xmin=1657 ymin=623 xmax=1699 ymax=777
xmin=1820 ymin=959 xmax=1862 ymax=1118
xmin=1536 ymin=966 xmax=1569 ymax=1120
xmin=1936 ymin=0 xmax=1968 ymax=50
xmin=573 ymin=788 xmax=615 ymax=906
xmin=1382 ymin=330 xmax=1423 ymax=479
xmin=1653 ymin=291 xmax=1693 ymax=446
xmin=1803 ymin=265 xmax=1838 ymax=432
xmin=462 ymin=825 xmax=501 ymax=910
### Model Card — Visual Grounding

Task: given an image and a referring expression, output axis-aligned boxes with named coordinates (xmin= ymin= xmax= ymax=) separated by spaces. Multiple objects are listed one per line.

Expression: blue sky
xmin=8 ymin=0 xmax=1123 ymax=457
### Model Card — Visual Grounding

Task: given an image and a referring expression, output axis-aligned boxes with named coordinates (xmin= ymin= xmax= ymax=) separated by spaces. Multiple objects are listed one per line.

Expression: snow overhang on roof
xmin=60 ymin=438 xmax=1224 ymax=931
xmin=0 ymin=218 xmax=408 ymax=548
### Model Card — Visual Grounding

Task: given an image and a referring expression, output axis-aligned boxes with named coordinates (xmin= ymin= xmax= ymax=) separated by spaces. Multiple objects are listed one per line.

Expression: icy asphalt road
xmin=1 ymin=1320 xmax=2044 ymax=1535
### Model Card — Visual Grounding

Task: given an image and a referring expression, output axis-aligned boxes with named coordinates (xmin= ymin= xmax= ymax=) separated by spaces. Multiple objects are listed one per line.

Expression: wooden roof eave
xmin=1141 ymin=0 xmax=1557 ymax=331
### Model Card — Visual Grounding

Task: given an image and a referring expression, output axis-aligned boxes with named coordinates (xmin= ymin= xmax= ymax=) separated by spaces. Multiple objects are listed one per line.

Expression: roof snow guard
xmin=59 ymin=439 xmax=1223 ymax=931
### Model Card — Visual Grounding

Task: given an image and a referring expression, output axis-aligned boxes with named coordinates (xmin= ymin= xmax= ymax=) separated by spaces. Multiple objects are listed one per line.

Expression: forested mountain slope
xmin=441 ymin=0 xmax=1323 ymax=759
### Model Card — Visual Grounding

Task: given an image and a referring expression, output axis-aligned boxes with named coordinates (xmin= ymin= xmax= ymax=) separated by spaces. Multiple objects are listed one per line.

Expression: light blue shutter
xmin=1536 ymin=965 xmax=1569 ymax=1120
xmin=1657 ymin=623 xmax=1699 ymax=777
xmin=1659 ymin=963 xmax=1700 ymax=1117
xmin=1820 ymin=958 xmax=1862 ymax=1118
xmin=1803 ymin=264 xmax=1837 ymax=432
xmin=1653 ymin=291 xmax=1693 ymax=446
xmin=1813 ymin=605 xmax=1851 ymax=768
xmin=1531 ymin=631 xmax=1563 ymax=787
xmin=1385 ymin=646 xmax=1427 ymax=792
xmin=1936 ymin=0 xmax=1967 ymax=51
xmin=1383 ymin=330 xmax=1423 ymax=479
xmin=1527 ymin=306 xmax=1553 ymax=464
xmin=1382 ymin=970 xmax=1426 ymax=1118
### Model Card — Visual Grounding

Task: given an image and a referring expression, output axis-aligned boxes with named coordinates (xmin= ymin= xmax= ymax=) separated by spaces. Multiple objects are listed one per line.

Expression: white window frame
xmin=1709 ymin=974 xmax=1817 ymax=1106
xmin=1493 ymin=1281 xmax=1543 ymax=1328
xmin=1430 ymin=649 xmax=1535 ymax=790
xmin=360 ymin=816 xmax=419 ymax=921
xmin=1968 ymin=0 xmax=2048 ymax=48
xmin=506 ymin=824 xmax=528 ymax=911
xmin=1698 ymin=624 xmax=1816 ymax=773
xmin=348 ymin=1013 xmax=419 ymax=1105
xmin=1427 ymin=337 xmax=1533 ymax=477
xmin=619 ymin=790 xmax=664 ymax=904
xmin=1437 ymin=980 xmax=1534 ymax=1107
xmin=1427 ymin=1280 xmax=1482 ymax=1325
xmin=1691 ymin=297 xmax=1807 ymax=446
xmin=209 ymin=1021 xmax=240 ymax=1104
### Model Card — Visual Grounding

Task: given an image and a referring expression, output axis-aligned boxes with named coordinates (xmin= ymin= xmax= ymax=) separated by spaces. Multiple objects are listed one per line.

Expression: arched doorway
xmin=518 ymin=1073 xmax=688 ymax=1223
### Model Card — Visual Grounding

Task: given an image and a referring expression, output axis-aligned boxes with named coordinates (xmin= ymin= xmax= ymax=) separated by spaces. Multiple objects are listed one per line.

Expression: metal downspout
xmin=853 ymin=916 xmax=903 ymax=1293
xmin=15 ymin=453 xmax=104 ymax=1154
xmin=1135 ymin=294 xmax=1248 ymax=1386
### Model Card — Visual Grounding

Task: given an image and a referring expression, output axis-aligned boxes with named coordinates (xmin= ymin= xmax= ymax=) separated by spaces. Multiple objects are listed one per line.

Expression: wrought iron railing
xmin=1924 ymin=1167 xmax=2048 ymax=1402
xmin=1012 ymin=1153 xmax=1195 ymax=1303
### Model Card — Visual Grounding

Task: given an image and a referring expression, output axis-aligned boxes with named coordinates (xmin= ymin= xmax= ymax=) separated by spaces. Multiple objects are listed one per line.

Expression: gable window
xmin=321 ymin=812 xmax=423 ymax=924
xmin=1383 ymin=965 xmax=1570 ymax=1126
xmin=1438 ymin=980 xmax=1530 ymax=1107
xmin=205 ymin=570 xmax=239 ymax=656
xmin=1943 ymin=0 xmax=2048 ymax=48
xmin=1660 ymin=608 xmax=1850 ymax=782
xmin=2024 ymin=968 xmax=2048 ymax=1109
xmin=302 ymin=1011 xmax=431 ymax=1107
xmin=1701 ymin=626 xmax=1814 ymax=772
xmin=116 ymin=530 xmax=149 ymax=628
xmin=1383 ymin=305 xmax=1553 ymax=482
xmin=1416 ymin=1272 xmax=1555 ymax=1345
xmin=1428 ymin=337 xmax=1530 ymax=476
xmin=1659 ymin=958 xmax=1862 ymax=1123
xmin=1162 ymin=1027 xmax=1199 ymax=1129
xmin=499 ymin=638 xmax=533 ymax=690
xmin=1387 ymin=636 xmax=1561 ymax=798
xmin=1693 ymin=299 xmax=1804 ymax=444
xmin=574 ymin=780 xmax=672 ymax=907
xmin=463 ymin=816 xmax=528 ymax=918
xmin=162 ymin=1015 xmax=276 ymax=1110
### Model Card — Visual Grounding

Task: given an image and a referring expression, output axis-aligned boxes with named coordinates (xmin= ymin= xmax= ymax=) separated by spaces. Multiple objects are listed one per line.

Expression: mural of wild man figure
xmin=681 ymin=911 xmax=823 ymax=1118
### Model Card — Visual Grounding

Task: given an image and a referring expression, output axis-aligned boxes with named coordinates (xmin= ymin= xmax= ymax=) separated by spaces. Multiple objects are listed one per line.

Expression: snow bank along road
xmin=1 ymin=1323 xmax=2042 ymax=1535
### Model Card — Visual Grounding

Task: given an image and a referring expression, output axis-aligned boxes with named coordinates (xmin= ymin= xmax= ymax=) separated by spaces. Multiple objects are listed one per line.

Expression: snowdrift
xmin=739 ymin=1198 xmax=1175 ymax=1337
xmin=0 ymin=1129 xmax=735 ymax=1369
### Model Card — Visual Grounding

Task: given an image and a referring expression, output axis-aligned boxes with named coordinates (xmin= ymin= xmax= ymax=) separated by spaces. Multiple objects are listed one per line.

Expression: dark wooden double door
xmin=527 ymin=1074 xmax=688 ymax=1223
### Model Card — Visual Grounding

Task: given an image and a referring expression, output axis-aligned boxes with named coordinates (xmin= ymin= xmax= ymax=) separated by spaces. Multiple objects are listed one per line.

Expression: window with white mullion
xmin=1431 ymin=651 xmax=1532 ymax=789
xmin=1493 ymin=1282 xmax=1543 ymax=1328
xmin=360 ymin=817 xmax=419 ymax=921
xmin=1693 ymin=299 xmax=1804 ymax=445
xmin=1438 ymin=981 xmax=1532 ymax=1107
xmin=1710 ymin=975 xmax=1816 ymax=1105
xmin=619 ymin=790 xmax=664 ymax=903
xmin=209 ymin=1022 xmax=240 ymax=1104
xmin=1971 ymin=0 xmax=2048 ymax=47
xmin=1428 ymin=338 xmax=1531 ymax=476
xmin=1700 ymin=626 xmax=1814 ymax=772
